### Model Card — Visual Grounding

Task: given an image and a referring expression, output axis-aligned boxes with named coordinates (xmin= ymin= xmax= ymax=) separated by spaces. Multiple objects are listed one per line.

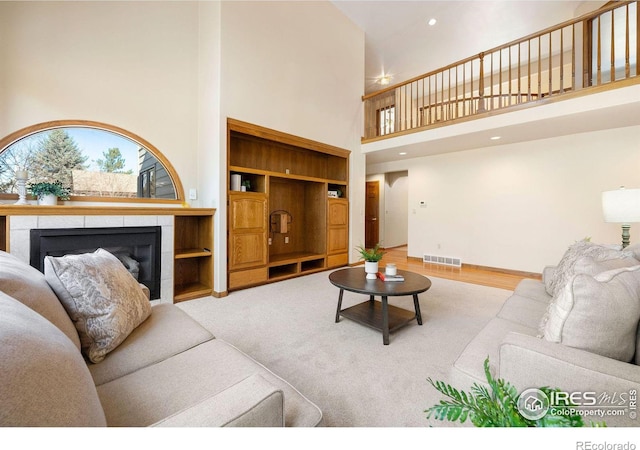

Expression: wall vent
xmin=422 ymin=254 xmax=462 ymax=267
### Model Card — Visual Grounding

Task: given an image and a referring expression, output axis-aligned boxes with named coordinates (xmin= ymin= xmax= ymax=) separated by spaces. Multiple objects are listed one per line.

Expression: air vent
xmin=423 ymin=254 xmax=462 ymax=267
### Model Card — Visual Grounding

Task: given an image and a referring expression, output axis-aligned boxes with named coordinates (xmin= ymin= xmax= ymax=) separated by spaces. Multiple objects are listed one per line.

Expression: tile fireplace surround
xmin=0 ymin=205 xmax=216 ymax=303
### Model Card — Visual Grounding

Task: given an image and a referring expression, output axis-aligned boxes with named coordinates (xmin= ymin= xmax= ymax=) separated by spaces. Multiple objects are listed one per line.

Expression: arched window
xmin=0 ymin=120 xmax=184 ymax=202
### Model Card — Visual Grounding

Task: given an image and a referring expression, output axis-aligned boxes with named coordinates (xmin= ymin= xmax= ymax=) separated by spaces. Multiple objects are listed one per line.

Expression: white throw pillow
xmin=545 ymin=240 xmax=635 ymax=297
xmin=542 ymin=265 xmax=640 ymax=362
xmin=44 ymin=248 xmax=151 ymax=363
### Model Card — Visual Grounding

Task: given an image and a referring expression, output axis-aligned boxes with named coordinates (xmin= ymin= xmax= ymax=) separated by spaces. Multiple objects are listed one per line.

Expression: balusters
xmin=361 ymin=1 xmax=637 ymax=140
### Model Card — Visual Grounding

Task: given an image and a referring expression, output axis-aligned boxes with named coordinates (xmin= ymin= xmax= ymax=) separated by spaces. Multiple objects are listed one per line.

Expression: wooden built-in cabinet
xmin=327 ymin=198 xmax=349 ymax=268
xmin=227 ymin=119 xmax=350 ymax=291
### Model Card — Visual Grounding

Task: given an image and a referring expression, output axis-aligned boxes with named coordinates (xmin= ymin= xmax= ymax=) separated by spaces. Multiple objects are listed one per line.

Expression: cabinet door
xmin=328 ymin=199 xmax=348 ymax=226
xmin=229 ymin=193 xmax=268 ymax=270
xmin=327 ymin=199 xmax=349 ymax=255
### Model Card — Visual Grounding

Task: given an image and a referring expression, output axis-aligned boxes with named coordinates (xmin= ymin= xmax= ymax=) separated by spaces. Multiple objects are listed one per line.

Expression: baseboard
xmin=406 ymin=256 xmax=542 ymax=279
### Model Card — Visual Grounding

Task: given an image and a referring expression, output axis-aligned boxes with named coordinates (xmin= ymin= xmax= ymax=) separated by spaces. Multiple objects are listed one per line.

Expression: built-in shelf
xmin=175 ymin=248 xmax=212 ymax=259
xmin=173 ymin=214 xmax=214 ymax=302
xmin=227 ymin=119 xmax=350 ymax=291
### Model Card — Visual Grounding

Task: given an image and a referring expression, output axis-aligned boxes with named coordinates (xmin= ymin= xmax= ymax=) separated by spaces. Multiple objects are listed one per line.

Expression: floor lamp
xmin=602 ymin=187 xmax=640 ymax=248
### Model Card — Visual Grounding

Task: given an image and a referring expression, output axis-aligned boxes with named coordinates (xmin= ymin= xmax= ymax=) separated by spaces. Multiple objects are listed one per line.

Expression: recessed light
xmin=379 ymin=76 xmax=391 ymax=85
xmin=490 ymin=136 xmax=501 ymax=140
xmin=427 ymin=18 xmax=437 ymax=26
xmin=399 ymin=152 xmax=407 ymax=156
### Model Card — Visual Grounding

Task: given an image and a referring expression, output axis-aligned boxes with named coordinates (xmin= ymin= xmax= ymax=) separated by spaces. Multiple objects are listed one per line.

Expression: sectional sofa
xmin=452 ymin=240 xmax=640 ymax=426
xmin=0 ymin=249 xmax=322 ymax=427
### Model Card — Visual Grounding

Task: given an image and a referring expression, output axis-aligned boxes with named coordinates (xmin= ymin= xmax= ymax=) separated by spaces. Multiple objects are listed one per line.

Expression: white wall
xmin=216 ymin=1 xmax=365 ymax=292
xmin=0 ymin=1 xmax=366 ymax=295
xmin=400 ymin=125 xmax=640 ymax=273
xmin=0 ymin=1 xmax=201 ymax=197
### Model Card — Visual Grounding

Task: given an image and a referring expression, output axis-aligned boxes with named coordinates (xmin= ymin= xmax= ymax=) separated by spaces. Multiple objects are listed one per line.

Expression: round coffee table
xmin=329 ymin=267 xmax=432 ymax=345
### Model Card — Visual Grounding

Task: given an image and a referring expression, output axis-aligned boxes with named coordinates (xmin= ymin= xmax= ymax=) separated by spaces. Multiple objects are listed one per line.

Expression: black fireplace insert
xmin=30 ymin=226 xmax=161 ymax=300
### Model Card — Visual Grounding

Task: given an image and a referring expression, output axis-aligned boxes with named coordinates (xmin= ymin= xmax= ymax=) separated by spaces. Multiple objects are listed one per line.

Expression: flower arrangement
xmin=28 ymin=181 xmax=71 ymax=201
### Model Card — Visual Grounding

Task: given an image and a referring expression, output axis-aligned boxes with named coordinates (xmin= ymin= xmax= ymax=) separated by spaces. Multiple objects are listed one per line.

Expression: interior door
xmin=365 ymin=181 xmax=379 ymax=248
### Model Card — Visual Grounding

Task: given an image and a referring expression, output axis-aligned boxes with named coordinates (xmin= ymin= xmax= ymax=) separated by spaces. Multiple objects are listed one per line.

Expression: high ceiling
xmin=329 ymin=0 xmax=640 ymax=168
xmin=331 ymin=1 xmax=606 ymax=94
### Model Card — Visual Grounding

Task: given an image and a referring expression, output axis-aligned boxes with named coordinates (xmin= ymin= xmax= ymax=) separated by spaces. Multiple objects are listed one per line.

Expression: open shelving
xmin=227 ymin=118 xmax=350 ymax=291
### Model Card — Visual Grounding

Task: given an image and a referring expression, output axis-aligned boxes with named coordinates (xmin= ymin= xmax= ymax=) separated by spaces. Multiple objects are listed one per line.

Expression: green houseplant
xmin=425 ymin=357 xmax=604 ymax=427
xmin=356 ymin=243 xmax=385 ymax=262
xmin=356 ymin=244 xmax=384 ymax=279
xmin=28 ymin=181 xmax=71 ymax=205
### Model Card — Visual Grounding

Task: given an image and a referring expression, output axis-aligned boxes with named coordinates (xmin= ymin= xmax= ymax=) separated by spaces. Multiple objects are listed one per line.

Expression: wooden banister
xmin=363 ymin=0 xmax=638 ymax=141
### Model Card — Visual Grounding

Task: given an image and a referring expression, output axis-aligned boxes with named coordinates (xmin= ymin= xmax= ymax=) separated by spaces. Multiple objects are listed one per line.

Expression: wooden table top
xmin=329 ymin=267 xmax=431 ymax=296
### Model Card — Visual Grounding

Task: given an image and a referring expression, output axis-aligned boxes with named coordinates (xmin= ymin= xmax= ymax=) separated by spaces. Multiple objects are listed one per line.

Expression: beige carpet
xmin=177 ymin=269 xmax=511 ymax=427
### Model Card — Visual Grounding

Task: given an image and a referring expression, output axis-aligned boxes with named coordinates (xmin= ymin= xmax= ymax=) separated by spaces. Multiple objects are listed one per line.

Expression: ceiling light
xmin=427 ymin=18 xmax=437 ymax=26
xmin=490 ymin=136 xmax=501 ymax=140
xmin=378 ymin=75 xmax=391 ymax=85
xmin=399 ymin=152 xmax=407 ymax=156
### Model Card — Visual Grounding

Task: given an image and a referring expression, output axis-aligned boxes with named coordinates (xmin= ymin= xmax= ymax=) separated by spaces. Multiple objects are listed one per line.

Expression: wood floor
xmin=379 ymin=246 xmax=540 ymax=291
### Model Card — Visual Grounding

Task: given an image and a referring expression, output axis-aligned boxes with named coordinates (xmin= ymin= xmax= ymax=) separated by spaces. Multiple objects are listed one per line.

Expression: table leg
xmin=369 ymin=294 xmax=374 ymax=303
xmin=413 ymin=294 xmax=423 ymax=325
xmin=335 ymin=289 xmax=344 ymax=323
xmin=382 ymin=295 xmax=389 ymax=345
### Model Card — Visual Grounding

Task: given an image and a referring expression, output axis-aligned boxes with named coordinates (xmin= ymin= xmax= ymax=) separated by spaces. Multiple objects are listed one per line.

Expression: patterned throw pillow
xmin=545 ymin=240 xmax=635 ymax=297
xmin=44 ymin=248 xmax=151 ymax=363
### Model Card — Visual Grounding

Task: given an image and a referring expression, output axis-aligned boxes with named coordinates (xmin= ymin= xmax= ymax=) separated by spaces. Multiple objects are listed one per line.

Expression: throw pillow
xmin=545 ymin=240 xmax=635 ymax=297
xmin=542 ymin=265 xmax=640 ymax=362
xmin=626 ymin=243 xmax=640 ymax=262
xmin=44 ymin=248 xmax=151 ymax=363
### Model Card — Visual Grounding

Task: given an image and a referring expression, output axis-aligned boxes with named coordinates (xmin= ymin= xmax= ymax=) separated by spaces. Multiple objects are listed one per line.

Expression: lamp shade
xmin=602 ymin=187 xmax=640 ymax=223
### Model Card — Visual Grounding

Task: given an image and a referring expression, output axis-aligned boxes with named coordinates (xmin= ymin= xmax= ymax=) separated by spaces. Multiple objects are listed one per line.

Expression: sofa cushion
xmin=453 ymin=317 xmax=538 ymax=383
xmin=0 ymin=291 xmax=106 ymax=426
xmin=96 ymin=339 xmax=323 ymax=427
xmin=496 ymin=294 xmax=549 ymax=329
xmin=90 ymin=303 xmax=215 ymax=386
xmin=542 ymin=265 xmax=640 ymax=362
xmin=0 ymin=250 xmax=80 ymax=350
xmin=545 ymin=240 xmax=636 ymax=297
xmin=513 ymin=278 xmax=552 ymax=304
xmin=44 ymin=248 xmax=151 ymax=363
xmin=152 ymin=374 xmax=284 ymax=427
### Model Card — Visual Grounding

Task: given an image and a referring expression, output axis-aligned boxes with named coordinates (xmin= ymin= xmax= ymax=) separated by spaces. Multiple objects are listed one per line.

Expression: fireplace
xmin=30 ymin=226 xmax=162 ymax=300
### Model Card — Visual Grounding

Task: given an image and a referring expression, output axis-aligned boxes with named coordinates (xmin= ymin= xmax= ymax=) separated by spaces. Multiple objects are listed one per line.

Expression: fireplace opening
xmin=30 ymin=226 xmax=161 ymax=300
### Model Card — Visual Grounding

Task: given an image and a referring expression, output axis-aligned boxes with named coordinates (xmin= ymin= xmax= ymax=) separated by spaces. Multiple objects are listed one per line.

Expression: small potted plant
xmin=28 ymin=181 xmax=71 ymax=205
xmin=356 ymin=243 xmax=384 ymax=279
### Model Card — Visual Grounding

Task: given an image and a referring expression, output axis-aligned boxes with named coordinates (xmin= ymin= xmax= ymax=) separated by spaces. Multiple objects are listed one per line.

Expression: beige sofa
xmin=0 ymin=250 xmax=322 ymax=427
xmin=453 ymin=241 xmax=640 ymax=426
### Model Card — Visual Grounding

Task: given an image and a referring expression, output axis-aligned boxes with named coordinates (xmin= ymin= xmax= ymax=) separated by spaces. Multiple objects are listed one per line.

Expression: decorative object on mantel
xmin=602 ymin=186 xmax=640 ymax=248
xmin=14 ymin=170 xmax=28 ymax=205
xmin=28 ymin=181 xmax=71 ymax=206
xmin=356 ymin=243 xmax=385 ymax=279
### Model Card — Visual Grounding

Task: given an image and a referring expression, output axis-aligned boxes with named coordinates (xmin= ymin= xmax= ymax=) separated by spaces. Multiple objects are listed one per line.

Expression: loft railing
xmin=363 ymin=1 xmax=639 ymax=141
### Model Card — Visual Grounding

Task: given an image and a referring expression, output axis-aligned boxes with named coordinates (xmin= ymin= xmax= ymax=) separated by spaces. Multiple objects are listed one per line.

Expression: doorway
xmin=365 ymin=172 xmax=409 ymax=250
xmin=365 ymin=181 xmax=379 ymax=248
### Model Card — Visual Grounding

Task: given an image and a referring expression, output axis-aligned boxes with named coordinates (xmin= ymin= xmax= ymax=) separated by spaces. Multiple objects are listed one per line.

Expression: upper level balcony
xmin=362 ymin=1 xmax=639 ymax=145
